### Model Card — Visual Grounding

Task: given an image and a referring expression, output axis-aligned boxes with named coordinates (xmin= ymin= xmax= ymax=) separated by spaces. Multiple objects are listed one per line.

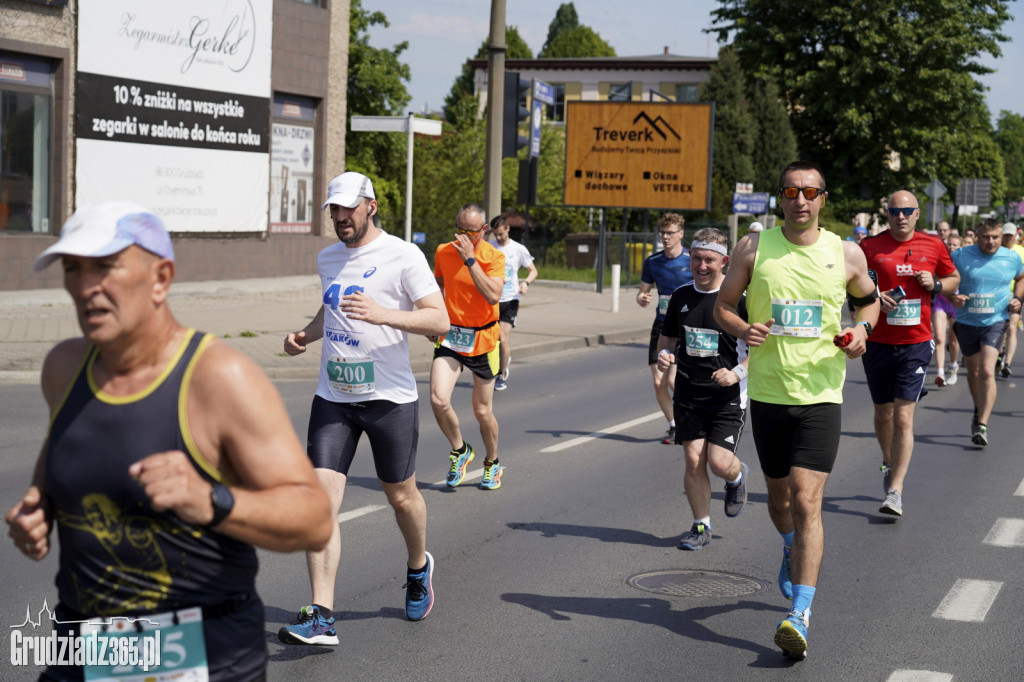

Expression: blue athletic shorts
xmin=863 ymin=340 xmax=934 ymax=404
xmin=307 ymin=396 xmax=419 ymax=484
xmin=954 ymin=320 xmax=1009 ymax=357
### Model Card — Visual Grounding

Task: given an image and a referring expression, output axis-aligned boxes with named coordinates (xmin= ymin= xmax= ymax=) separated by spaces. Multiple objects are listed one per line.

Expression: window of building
xmin=0 ymin=52 xmax=52 ymax=233
xmin=675 ymin=84 xmax=699 ymax=102
xmin=544 ymin=84 xmax=566 ymax=122
xmin=608 ymin=82 xmax=632 ymax=102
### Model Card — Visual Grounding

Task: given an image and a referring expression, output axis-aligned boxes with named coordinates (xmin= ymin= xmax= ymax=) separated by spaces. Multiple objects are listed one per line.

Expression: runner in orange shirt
xmin=430 ymin=203 xmax=506 ymax=490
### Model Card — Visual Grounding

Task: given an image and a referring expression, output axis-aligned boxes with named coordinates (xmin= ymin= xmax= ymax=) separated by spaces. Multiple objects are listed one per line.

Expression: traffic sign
xmin=533 ymin=80 xmax=555 ymax=105
xmin=732 ymin=192 xmax=769 ymax=214
xmin=955 ymin=178 xmax=992 ymax=207
xmin=924 ymin=179 xmax=947 ymax=200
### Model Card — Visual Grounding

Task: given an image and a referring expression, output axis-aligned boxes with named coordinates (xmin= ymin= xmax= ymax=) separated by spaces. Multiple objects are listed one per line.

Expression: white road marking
xmin=982 ymin=518 xmax=1024 ymax=548
xmin=539 ymin=411 xmax=664 ymax=453
xmin=886 ymin=672 xmax=953 ymax=682
xmin=1014 ymin=477 xmax=1024 ymax=496
xmin=338 ymin=504 xmax=388 ymax=523
xmin=430 ymin=467 xmax=483 ymax=488
xmin=932 ymin=579 xmax=1003 ymax=622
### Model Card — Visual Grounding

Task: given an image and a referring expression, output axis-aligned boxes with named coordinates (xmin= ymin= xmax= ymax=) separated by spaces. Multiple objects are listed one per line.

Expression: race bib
xmin=967 ymin=292 xmax=996 ymax=314
xmin=502 ymin=264 xmax=516 ymax=297
xmin=657 ymin=295 xmax=671 ymax=315
xmin=770 ymin=298 xmax=823 ymax=337
xmin=327 ymin=355 xmax=375 ymax=395
xmin=441 ymin=325 xmax=477 ymax=354
xmin=82 ymin=607 xmax=208 ymax=682
xmin=684 ymin=326 xmax=720 ymax=357
xmin=886 ymin=298 xmax=922 ymax=326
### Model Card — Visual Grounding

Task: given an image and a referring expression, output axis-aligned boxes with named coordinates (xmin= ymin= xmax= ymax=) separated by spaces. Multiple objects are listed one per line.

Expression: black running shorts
xmin=749 ymin=400 xmax=842 ymax=478
xmin=307 ymin=395 xmax=419 ymax=484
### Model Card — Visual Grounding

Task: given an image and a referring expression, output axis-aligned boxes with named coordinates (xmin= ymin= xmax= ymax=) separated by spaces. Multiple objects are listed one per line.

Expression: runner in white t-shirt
xmin=487 ymin=214 xmax=538 ymax=391
xmin=280 ymin=172 xmax=450 ymax=645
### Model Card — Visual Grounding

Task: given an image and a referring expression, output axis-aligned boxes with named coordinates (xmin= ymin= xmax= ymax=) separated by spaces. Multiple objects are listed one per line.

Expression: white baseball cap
xmin=34 ymin=202 xmax=173 ymax=271
xmin=322 ymin=172 xmax=375 ymax=210
xmin=1002 ymin=222 xmax=1018 ymax=235
xmin=749 ymin=221 xmax=764 ymax=232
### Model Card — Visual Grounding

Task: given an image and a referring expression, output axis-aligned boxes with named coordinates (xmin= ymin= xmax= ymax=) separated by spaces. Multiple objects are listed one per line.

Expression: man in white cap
xmin=996 ymin=222 xmax=1024 ymax=377
xmin=281 ymin=172 xmax=449 ymax=645
xmin=7 ymin=202 xmax=332 ymax=681
xmin=749 ymin=221 xmax=764 ymax=233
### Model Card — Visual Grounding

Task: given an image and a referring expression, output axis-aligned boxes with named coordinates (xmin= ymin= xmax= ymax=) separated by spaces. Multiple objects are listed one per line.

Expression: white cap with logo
xmin=1002 ymin=222 xmax=1018 ymax=235
xmin=34 ymin=202 xmax=173 ymax=271
xmin=749 ymin=221 xmax=764 ymax=232
xmin=322 ymin=172 xmax=376 ymax=210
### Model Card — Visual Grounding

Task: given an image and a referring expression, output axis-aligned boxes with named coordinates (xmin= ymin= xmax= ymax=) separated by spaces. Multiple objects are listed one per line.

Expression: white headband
xmin=689 ymin=240 xmax=728 ymax=256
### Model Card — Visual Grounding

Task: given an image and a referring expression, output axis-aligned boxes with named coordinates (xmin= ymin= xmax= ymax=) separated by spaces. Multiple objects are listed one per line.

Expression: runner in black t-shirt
xmin=657 ymin=227 xmax=751 ymax=551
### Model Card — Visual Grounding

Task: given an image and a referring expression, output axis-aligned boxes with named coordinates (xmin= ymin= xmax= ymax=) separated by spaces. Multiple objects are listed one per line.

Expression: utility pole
xmin=483 ymin=0 xmax=506 ymax=221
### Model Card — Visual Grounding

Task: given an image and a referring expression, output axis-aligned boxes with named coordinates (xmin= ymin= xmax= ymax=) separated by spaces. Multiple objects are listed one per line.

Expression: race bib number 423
xmin=770 ymin=298 xmax=824 ymax=337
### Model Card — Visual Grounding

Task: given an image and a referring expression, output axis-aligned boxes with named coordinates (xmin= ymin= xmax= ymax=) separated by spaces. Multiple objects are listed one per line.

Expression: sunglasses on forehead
xmin=780 ymin=186 xmax=826 ymax=201
xmin=887 ymin=207 xmax=918 ymax=217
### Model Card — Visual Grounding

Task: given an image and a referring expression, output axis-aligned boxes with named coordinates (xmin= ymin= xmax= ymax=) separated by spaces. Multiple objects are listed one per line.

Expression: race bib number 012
xmin=770 ymin=298 xmax=823 ymax=337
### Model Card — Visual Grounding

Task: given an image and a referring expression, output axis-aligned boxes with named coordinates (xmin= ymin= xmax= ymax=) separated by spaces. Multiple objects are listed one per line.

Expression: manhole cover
xmin=627 ymin=570 xmax=766 ymax=598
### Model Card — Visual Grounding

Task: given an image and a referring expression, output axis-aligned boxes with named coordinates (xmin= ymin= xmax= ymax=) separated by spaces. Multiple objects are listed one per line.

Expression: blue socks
xmin=781 ymin=530 xmax=795 ymax=548
xmin=792 ymin=585 xmax=815 ymax=615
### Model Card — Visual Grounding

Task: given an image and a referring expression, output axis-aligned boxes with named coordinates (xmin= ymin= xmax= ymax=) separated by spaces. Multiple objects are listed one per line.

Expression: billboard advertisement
xmin=74 ymin=0 xmax=272 ymax=233
xmin=563 ymin=102 xmax=713 ymax=211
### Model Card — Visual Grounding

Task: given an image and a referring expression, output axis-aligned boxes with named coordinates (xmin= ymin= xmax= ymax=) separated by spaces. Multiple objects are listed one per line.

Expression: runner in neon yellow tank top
xmin=715 ymin=161 xmax=879 ymax=660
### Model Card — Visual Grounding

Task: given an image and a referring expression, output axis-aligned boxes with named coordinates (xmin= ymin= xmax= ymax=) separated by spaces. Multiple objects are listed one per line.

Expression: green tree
xmin=698 ymin=46 xmax=755 ymax=218
xmin=749 ymin=77 xmax=798 ymax=193
xmin=540 ymin=25 xmax=615 ymax=58
xmin=994 ymin=111 xmax=1024 ymax=203
xmin=710 ymin=0 xmax=1011 ymax=202
xmin=442 ymin=26 xmax=533 ymax=128
xmin=345 ymin=0 xmax=411 ymax=218
xmin=540 ymin=3 xmax=579 ymax=56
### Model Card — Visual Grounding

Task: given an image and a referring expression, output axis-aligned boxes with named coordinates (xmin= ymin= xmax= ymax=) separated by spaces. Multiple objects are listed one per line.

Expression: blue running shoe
xmin=779 ymin=545 xmax=793 ymax=600
xmin=404 ymin=551 xmax=434 ymax=621
xmin=446 ymin=444 xmax=475 ymax=487
xmin=480 ymin=461 xmax=504 ymax=490
xmin=774 ymin=609 xmax=809 ymax=659
xmin=678 ymin=522 xmax=711 ymax=550
xmin=278 ymin=605 xmax=338 ymax=646
xmin=724 ymin=462 xmax=749 ymax=517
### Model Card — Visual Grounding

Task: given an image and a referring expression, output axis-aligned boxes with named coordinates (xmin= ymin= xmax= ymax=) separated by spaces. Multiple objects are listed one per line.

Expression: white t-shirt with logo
xmin=489 ymin=238 xmax=535 ymax=303
xmin=316 ymin=231 xmax=439 ymax=404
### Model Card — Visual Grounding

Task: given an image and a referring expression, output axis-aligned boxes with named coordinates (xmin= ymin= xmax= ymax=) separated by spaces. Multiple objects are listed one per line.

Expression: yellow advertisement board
xmin=563 ymin=102 xmax=713 ymax=210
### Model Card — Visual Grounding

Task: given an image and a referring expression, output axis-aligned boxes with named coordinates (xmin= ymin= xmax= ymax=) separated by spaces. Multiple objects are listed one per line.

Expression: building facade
xmin=0 ymin=0 xmax=349 ymax=291
xmin=470 ymin=49 xmax=716 ymax=122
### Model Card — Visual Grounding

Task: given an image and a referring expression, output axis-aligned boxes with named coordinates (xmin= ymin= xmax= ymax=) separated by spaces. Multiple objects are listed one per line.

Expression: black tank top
xmin=45 ymin=329 xmax=258 ymax=617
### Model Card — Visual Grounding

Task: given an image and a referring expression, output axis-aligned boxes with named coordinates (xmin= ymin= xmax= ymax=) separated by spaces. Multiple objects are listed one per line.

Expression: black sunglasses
xmin=887 ymin=207 xmax=918 ymax=217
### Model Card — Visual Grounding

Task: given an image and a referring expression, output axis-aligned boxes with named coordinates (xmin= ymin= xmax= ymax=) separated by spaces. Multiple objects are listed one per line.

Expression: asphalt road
xmin=2 ymin=343 xmax=1023 ymax=681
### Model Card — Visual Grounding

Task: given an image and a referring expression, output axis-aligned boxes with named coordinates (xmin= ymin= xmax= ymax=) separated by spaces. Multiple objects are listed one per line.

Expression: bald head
xmin=886 ymin=190 xmax=920 ymax=240
xmin=888 ymin=190 xmax=919 ymax=209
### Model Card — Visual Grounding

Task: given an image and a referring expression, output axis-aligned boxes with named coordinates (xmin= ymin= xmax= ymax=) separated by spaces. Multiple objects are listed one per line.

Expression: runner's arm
xmin=341 ymin=290 xmax=449 ymax=335
xmin=132 ymin=341 xmax=333 ymax=553
xmin=519 ymin=261 xmax=539 ymax=294
xmin=284 ymin=307 xmax=324 ymax=355
xmin=841 ymin=241 xmax=880 ymax=357
xmin=714 ymin=234 xmax=764 ymax=344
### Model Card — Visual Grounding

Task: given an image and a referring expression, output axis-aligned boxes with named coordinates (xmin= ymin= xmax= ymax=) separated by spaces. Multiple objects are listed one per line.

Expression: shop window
xmin=0 ymin=53 xmax=52 ymax=233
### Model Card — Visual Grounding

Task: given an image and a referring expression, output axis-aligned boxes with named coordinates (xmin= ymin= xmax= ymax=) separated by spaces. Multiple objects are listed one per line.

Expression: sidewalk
xmin=0 ymin=277 xmax=653 ymax=385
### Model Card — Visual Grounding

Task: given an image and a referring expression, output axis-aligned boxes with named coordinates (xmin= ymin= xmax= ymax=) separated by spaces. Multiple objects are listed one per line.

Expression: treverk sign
xmin=564 ymin=102 xmax=713 ymax=210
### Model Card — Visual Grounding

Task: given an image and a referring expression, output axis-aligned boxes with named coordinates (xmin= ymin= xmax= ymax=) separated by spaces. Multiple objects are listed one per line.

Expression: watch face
xmin=212 ymin=483 xmax=234 ymax=513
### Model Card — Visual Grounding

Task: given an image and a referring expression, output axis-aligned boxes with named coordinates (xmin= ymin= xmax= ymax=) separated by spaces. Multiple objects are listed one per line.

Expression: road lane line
xmin=338 ymin=504 xmax=388 ymax=523
xmin=430 ymin=467 xmax=484 ymax=488
xmin=886 ymin=672 xmax=953 ymax=682
xmin=540 ymin=412 xmax=664 ymax=453
xmin=982 ymin=518 xmax=1024 ymax=548
xmin=932 ymin=578 xmax=1003 ymax=622
xmin=1015 ymin=477 xmax=1024 ymax=496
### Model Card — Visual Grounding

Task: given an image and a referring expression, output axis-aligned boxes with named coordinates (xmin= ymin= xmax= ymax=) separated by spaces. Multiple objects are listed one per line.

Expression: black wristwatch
xmin=208 ymin=483 xmax=235 ymax=528
xmin=464 ymin=257 xmax=477 ymax=268
xmin=858 ymin=320 xmax=873 ymax=337
xmin=931 ymin=279 xmax=943 ymax=294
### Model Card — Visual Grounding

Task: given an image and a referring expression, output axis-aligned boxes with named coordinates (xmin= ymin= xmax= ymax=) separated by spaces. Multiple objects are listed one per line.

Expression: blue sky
xmin=368 ymin=0 xmax=1022 ymax=124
